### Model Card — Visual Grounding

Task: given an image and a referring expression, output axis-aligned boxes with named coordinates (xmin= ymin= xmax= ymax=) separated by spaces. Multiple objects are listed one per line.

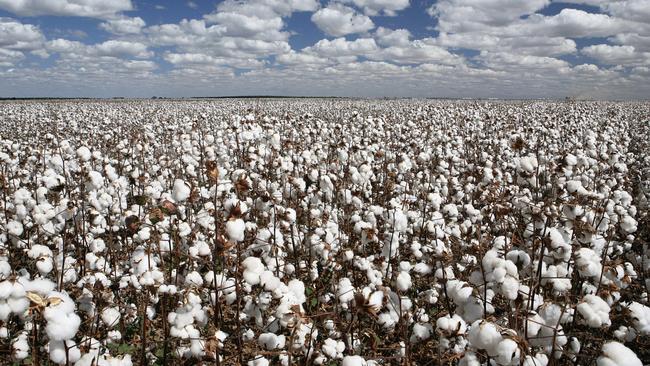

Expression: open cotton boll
xmin=619 ymin=215 xmax=637 ymax=234
xmin=258 ymin=332 xmax=286 ymax=350
xmin=248 ymin=356 xmax=270 ymax=366
xmin=495 ymin=338 xmax=520 ymax=365
xmin=242 ymin=257 xmax=264 ymax=286
xmin=597 ymin=341 xmax=642 ymax=366
xmin=577 ymin=295 xmax=611 ymax=328
xmin=185 ymin=271 xmax=204 ymax=287
xmin=337 ymin=278 xmax=355 ymax=304
xmin=43 ymin=292 xmax=81 ymax=341
xmin=628 ymin=302 xmax=650 ymax=335
xmin=467 ymin=320 xmax=502 ymax=356
xmin=226 ymin=219 xmax=246 ymax=242
xmin=436 ymin=314 xmax=467 ymax=336
xmin=49 ymin=340 xmax=81 ymax=364
xmin=322 ymin=338 xmax=345 ymax=359
xmin=410 ymin=322 xmax=433 ymax=343
xmin=566 ymin=180 xmax=589 ymax=195
xmin=395 ymin=271 xmax=411 ymax=292
xmin=522 ymin=354 xmax=549 ymax=366
xmin=12 ymin=331 xmax=29 ymax=360
xmin=342 ymin=355 xmax=367 ymax=366
xmin=7 ymin=221 xmax=23 ymax=237
xmin=576 ymin=248 xmax=602 ymax=278
xmin=172 ymin=179 xmax=191 ymax=202
xmin=101 ymin=306 xmax=121 ymax=328
xmin=391 ymin=210 xmax=408 ymax=232
xmin=516 ymin=156 xmax=538 ymax=174
xmin=76 ymin=146 xmax=91 ymax=161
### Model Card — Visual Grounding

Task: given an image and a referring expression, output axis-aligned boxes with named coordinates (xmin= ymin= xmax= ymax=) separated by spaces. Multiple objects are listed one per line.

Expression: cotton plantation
xmin=0 ymin=99 xmax=648 ymax=365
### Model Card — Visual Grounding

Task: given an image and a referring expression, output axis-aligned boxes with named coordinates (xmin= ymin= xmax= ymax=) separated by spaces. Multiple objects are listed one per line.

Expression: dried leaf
xmin=47 ymin=297 xmax=63 ymax=306
xmin=26 ymin=291 xmax=45 ymax=306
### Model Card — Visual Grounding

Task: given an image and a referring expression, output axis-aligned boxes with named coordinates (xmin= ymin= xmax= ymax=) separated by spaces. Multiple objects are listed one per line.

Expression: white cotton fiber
xmin=597 ymin=341 xmax=642 ymax=366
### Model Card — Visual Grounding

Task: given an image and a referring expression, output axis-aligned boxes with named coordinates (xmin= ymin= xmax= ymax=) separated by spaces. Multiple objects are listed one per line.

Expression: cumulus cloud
xmin=99 ymin=17 xmax=146 ymax=35
xmin=343 ymin=0 xmax=410 ymax=16
xmin=46 ymin=39 xmax=152 ymax=59
xmin=306 ymin=37 xmax=379 ymax=58
xmin=0 ymin=48 xmax=24 ymax=67
xmin=0 ymin=17 xmax=45 ymax=51
xmin=581 ymin=44 xmax=650 ymax=66
xmin=0 ymin=0 xmax=133 ymax=19
xmin=1 ymin=0 xmax=649 ymax=98
xmin=311 ymin=4 xmax=375 ymax=37
xmin=375 ymin=27 xmax=412 ymax=47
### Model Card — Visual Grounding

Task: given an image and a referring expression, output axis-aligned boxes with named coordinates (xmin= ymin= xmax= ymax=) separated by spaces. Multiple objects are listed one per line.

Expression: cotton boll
xmin=101 ymin=306 xmax=121 ymax=328
xmin=628 ymin=302 xmax=650 ymax=335
xmin=76 ymin=146 xmax=91 ymax=161
xmin=467 ymin=320 xmax=502 ymax=355
xmin=576 ymin=248 xmax=602 ymax=278
xmin=337 ymin=278 xmax=355 ymax=304
xmin=258 ymin=332 xmax=286 ymax=350
xmin=12 ymin=332 xmax=29 ymax=360
xmin=577 ymin=295 xmax=611 ymax=328
xmin=495 ymin=338 xmax=520 ymax=365
xmin=436 ymin=314 xmax=467 ymax=336
xmin=410 ymin=323 xmax=432 ymax=343
xmin=619 ymin=216 xmax=637 ymax=234
xmin=342 ymin=355 xmax=367 ymax=366
xmin=458 ymin=351 xmax=480 ymax=366
xmin=501 ymin=276 xmax=519 ymax=300
xmin=395 ymin=271 xmax=411 ymax=292
xmin=185 ymin=271 xmax=204 ymax=287
xmin=322 ymin=338 xmax=345 ymax=359
xmin=597 ymin=341 xmax=642 ymax=366
xmin=172 ymin=179 xmax=191 ymax=202
xmin=523 ymin=354 xmax=549 ymax=366
xmin=7 ymin=221 xmax=23 ymax=237
xmin=242 ymin=257 xmax=264 ymax=286
xmin=43 ymin=292 xmax=81 ymax=341
xmin=49 ymin=340 xmax=81 ymax=365
xmin=226 ymin=219 xmax=246 ymax=242
xmin=248 ymin=356 xmax=270 ymax=366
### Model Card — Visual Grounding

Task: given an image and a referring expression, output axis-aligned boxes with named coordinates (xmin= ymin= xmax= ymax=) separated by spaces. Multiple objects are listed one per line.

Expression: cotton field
xmin=0 ymin=99 xmax=648 ymax=366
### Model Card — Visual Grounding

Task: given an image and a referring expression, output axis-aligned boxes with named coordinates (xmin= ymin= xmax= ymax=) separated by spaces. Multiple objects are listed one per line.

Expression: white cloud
xmin=311 ymin=4 xmax=374 ymax=37
xmin=431 ymin=0 xmax=550 ymax=30
xmin=581 ymin=44 xmax=650 ymax=66
xmin=187 ymin=1 xmax=198 ymax=9
xmin=123 ymin=60 xmax=157 ymax=71
xmin=611 ymin=33 xmax=650 ymax=52
xmin=46 ymin=39 xmax=152 ymax=59
xmin=276 ymin=51 xmax=330 ymax=66
xmin=369 ymin=38 xmax=463 ymax=65
xmin=0 ymin=17 xmax=45 ymax=51
xmin=606 ymin=0 xmax=650 ymax=22
xmin=206 ymin=12 xmax=285 ymax=40
xmin=99 ymin=17 xmax=146 ymax=35
xmin=94 ymin=40 xmax=152 ymax=58
xmin=0 ymin=48 xmax=24 ymax=67
xmin=478 ymin=51 xmax=570 ymax=70
xmin=202 ymin=0 xmax=319 ymax=42
xmin=343 ymin=0 xmax=410 ymax=16
xmin=516 ymin=9 xmax=639 ymax=38
xmin=0 ymin=0 xmax=133 ymax=19
xmin=436 ymin=33 xmax=576 ymax=56
xmin=375 ymin=27 xmax=411 ymax=47
xmin=165 ymin=52 xmax=266 ymax=69
xmin=306 ymin=37 xmax=379 ymax=58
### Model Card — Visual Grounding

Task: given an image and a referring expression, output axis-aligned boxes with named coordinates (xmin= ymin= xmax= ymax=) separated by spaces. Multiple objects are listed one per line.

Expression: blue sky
xmin=0 ymin=0 xmax=648 ymax=98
